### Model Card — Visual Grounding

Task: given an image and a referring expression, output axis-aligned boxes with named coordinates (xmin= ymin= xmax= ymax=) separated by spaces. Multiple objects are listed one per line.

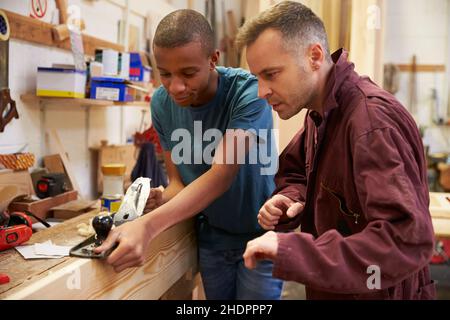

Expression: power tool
xmin=0 ymin=211 xmax=33 ymax=252
xmin=36 ymin=173 xmax=68 ymax=199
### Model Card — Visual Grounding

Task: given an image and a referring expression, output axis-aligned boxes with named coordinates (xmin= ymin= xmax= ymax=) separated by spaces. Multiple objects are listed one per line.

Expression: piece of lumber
xmin=0 ymin=170 xmax=35 ymax=196
xmin=43 ymin=154 xmax=65 ymax=174
xmin=225 ymin=10 xmax=239 ymax=67
xmin=438 ymin=163 xmax=450 ymax=191
xmin=0 ymin=210 xmax=197 ymax=299
xmin=9 ymin=190 xmax=78 ymax=222
xmin=145 ymin=13 xmax=161 ymax=87
xmin=47 ymin=129 xmax=81 ymax=196
xmin=397 ymin=64 xmax=446 ymax=73
xmin=52 ymin=21 xmax=86 ymax=42
xmin=432 ymin=218 xmax=450 ymax=239
xmin=429 ymin=192 xmax=450 ymax=219
xmin=55 ymin=0 xmax=69 ymax=24
xmin=51 ymin=199 xmax=96 ymax=220
xmin=4 ymin=9 xmax=123 ymax=56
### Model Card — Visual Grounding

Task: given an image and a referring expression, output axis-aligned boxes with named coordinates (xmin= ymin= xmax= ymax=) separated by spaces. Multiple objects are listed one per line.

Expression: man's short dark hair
xmin=153 ymin=9 xmax=214 ymax=56
xmin=236 ymin=1 xmax=330 ymax=59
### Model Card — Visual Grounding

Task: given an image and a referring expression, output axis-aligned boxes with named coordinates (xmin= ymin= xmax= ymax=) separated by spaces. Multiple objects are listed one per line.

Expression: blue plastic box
xmin=129 ymin=52 xmax=151 ymax=82
xmin=90 ymin=77 xmax=132 ymax=102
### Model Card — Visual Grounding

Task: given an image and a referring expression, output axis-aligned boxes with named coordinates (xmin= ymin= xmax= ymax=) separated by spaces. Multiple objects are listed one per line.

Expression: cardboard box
xmin=37 ymin=67 xmax=87 ymax=98
xmin=90 ymin=77 xmax=132 ymax=102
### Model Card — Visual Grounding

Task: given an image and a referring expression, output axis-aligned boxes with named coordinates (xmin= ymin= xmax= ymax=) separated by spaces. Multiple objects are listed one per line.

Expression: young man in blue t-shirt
xmin=96 ymin=9 xmax=282 ymax=300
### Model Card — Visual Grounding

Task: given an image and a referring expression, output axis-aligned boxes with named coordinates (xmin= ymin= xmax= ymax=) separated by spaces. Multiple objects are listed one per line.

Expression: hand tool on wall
xmin=0 ymin=10 xmax=19 ymax=132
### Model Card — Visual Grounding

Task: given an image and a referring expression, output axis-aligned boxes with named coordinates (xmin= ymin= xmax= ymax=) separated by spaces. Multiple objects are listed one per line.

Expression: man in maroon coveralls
xmin=236 ymin=1 xmax=436 ymax=299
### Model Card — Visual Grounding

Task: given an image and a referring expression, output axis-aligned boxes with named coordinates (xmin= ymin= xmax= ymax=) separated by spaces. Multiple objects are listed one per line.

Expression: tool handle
xmin=0 ymin=89 xmax=18 ymax=132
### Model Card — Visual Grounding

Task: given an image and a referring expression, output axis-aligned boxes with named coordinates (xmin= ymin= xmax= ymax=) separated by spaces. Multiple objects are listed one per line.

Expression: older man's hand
xmin=243 ymin=231 xmax=279 ymax=269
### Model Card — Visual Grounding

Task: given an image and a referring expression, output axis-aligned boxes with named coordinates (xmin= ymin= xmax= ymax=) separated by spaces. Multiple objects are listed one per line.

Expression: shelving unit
xmin=20 ymin=93 xmax=149 ymax=107
xmin=20 ymin=94 xmax=150 ymax=160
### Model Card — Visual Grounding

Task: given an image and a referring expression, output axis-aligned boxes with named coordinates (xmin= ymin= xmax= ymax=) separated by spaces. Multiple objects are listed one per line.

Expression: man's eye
xmin=183 ymin=72 xmax=196 ymax=78
xmin=266 ymin=72 xmax=277 ymax=79
xmin=160 ymin=73 xmax=170 ymax=78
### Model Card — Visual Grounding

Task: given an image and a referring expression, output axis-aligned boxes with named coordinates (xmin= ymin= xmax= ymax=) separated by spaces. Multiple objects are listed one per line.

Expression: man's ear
xmin=210 ymin=50 xmax=220 ymax=69
xmin=309 ymin=43 xmax=325 ymax=71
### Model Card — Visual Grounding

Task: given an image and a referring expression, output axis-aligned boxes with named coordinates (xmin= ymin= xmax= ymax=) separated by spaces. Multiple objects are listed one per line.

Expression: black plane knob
xmin=92 ymin=215 xmax=113 ymax=246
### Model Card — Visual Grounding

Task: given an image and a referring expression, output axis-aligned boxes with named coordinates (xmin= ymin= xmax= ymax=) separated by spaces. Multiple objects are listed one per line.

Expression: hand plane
xmin=70 ymin=177 xmax=151 ymax=259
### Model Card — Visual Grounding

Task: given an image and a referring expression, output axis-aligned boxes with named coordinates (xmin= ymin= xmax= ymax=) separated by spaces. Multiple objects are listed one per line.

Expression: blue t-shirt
xmin=151 ymin=67 xmax=276 ymax=250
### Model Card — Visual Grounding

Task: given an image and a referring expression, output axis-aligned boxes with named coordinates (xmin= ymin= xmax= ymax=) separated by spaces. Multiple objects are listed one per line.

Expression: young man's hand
xmin=243 ymin=231 xmax=279 ymax=269
xmin=144 ymin=186 xmax=165 ymax=213
xmin=94 ymin=218 xmax=153 ymax=273
xmin=258 ymin=194 xmax=303 ymax=230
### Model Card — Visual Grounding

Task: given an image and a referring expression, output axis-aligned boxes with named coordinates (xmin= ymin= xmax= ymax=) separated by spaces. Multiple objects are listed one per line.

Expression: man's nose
xmin=258 ymin=82 xmax=272 ymax=100
xmin=169 ymin=77 xmax=186 ymax=94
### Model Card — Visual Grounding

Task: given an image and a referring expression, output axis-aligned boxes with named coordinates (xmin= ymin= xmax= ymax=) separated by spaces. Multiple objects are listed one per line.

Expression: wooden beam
xmin=48 ymin=129 xmax=82 ymax=196
xmin=20 ymin=93 xmax=149 ymax=108
xmin=4 ymin=10 xmax=123 ymax=56
xmin=397 ymin=64 xmax=446 ymax=73
xmin=9 ymin=190 xmax=78 ymax=222
xmin=55 ymin=0 xmax=69 ymax=24
xmin=0 ymin=170 xmax=35 ymax=196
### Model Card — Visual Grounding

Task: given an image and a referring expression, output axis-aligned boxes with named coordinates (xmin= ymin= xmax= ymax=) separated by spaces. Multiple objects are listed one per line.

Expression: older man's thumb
xmin=286 ymin=202 xmax=303 ymax=218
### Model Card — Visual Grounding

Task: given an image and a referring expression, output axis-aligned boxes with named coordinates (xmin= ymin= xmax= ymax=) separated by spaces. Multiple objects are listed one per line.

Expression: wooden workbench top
xmin=0 ymin=210 xmax=197 ymax=299
xmin=430 ymin=192 xmax=450 ymax=239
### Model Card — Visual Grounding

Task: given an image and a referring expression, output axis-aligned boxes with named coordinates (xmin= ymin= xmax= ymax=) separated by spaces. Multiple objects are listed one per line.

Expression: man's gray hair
xmin=154 ymin=9 xmax=214 ymax=55
xmin=236 ymin=1 xmax=330 ymax=58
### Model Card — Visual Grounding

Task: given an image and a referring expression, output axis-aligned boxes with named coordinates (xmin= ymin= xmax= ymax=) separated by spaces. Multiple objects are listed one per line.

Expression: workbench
xmin=0 ymin=210 xmax=199 ymax=299
xmin=430 ymin=192 xmax=450 ymax=239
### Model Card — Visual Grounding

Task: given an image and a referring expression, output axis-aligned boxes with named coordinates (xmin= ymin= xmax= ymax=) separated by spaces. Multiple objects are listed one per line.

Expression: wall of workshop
xmin=0 ymin=0 xmax=179 ymax=198
xmin=0 ymin=0 xmax=244 ymax=199
xmin=383 ymin=0 xmax=450 ymax=154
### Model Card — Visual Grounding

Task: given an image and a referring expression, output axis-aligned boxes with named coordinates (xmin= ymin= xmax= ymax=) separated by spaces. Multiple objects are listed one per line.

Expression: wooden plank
xmin=0 ymin=170 xmax=35 ymax=196
xmin=43 ymin=154 xmax=65 ymax=174
xmin=51 ymin=199 xmax=97 ymax=220
xmin=20 ymin=94 xmax=149 ymax=108
xmin=0 ymin=210 xmax=197 ymax=299
xmin=4 ymin=10 xmax=123 ymax=56
xmin=438 ymin=163 xmax=450 ymax=191
xmin=429 ymin=192 xmax=450 ymax=219
xmin=55 ymin=0 xmax=69 ymax=24
xmin=398 ymin=64 xmax=446 ymax=73
xmin=432 ymin=218 xmax=450 ymax=239
xmin=9 ymin=190 xmax=78 ymax=221
xmin=48 ymin=129 xmax=82 ymax=195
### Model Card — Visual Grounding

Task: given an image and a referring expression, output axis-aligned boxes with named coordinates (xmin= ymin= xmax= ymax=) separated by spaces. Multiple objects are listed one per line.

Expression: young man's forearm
xmin=142 ymin=165 xmax=237 ymax=238
xmin=161 ymin=180 xmax=185 ymax=204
